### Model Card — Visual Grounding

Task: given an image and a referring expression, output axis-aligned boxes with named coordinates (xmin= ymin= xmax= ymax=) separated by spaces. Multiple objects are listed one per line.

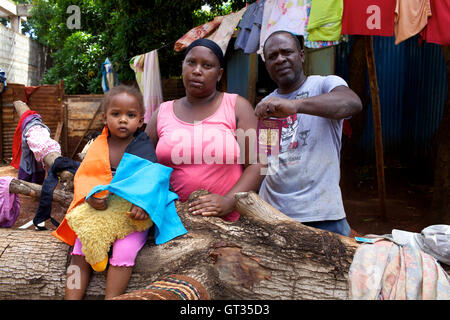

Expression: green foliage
xmin=28 ymin=0 xmax=248 ymax=94
xmin=42 ymin=31 xmax=104 ymax=94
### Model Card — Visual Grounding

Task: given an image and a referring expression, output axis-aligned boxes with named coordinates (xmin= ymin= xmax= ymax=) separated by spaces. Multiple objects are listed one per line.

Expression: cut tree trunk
xmin=0 ymin=190 xmax=359 ymax=300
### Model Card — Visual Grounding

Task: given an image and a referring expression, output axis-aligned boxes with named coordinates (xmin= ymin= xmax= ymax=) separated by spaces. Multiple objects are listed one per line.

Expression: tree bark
xmin=0 ymin=190 xmax=359 ymax=300
xmin=0 ymin=229 xmax=70 ymax=299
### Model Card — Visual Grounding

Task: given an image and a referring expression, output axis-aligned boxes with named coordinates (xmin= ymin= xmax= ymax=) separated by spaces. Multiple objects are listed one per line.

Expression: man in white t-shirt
xmin=256 ymin=31 xmax=362 ymax=236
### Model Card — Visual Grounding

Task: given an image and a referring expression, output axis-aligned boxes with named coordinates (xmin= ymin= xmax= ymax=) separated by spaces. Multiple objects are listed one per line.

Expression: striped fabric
xmin=112 ymin=274 xmax=210 ymax=300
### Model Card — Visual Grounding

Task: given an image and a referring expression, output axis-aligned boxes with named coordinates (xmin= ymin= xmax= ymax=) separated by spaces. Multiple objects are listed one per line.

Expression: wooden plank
xmin=247 ymin=53 xmax=258 ymax=107
xmin=365 ymin=36 xmax=387 ymax=221
xmin=70 ymin=103 xmax=102 ymax=158
xmin=53 ymin=121 xmax=63 ymax=143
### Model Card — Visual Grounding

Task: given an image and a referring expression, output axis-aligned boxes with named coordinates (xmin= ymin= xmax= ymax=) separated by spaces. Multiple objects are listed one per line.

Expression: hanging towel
xmin=420 ymin=0 xmax=450 ymax=46
xmin=0 ymin=177 xmax=20 ymax=228
xmin=130 ymin=54 xmax=145 ymax=94
xmin=53 ymin=127 xmax=187 ymax=246
xmin=143 ymin=51 xmax=163 ymax=123
xmin=341 ymin=0 xmax=396 ymax=37
xmin=130 ymin=51 xmax=164 ymax=123
xmin=207 ymin=7 xmax=247 ymax=55
xmin=306 ymin=0 xmax=343 ymax=42
xmin=394 ymin=0 xmax=431 ymax=45
xmin=304 ymin=0 xmax=341 ymax=49
xmin=101 ymin=57 xmax=119 ymax=93
xmin=174 ymin=16 xmax=225 ymax=52
xmin=258 ymin=0 xmax=308 ymax=56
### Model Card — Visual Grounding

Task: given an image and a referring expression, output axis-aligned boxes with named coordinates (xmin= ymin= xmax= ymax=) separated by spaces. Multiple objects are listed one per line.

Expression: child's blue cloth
xmin=86 ymin=135 xmax=187 ymax=245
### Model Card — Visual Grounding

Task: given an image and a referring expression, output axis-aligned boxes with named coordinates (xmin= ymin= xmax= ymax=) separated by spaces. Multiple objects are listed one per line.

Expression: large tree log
xmin=0 ymin=190 xmax=359 ymax=300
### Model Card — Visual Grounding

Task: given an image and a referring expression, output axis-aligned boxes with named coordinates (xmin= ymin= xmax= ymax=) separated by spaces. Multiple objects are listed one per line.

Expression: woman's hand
xmin=86 ymin=196 xmax=108 ymax=210
xmin=188 ymin=193 xmax=235 ymax=217
xmin=128 ymin=204 xmax=148 ymax=220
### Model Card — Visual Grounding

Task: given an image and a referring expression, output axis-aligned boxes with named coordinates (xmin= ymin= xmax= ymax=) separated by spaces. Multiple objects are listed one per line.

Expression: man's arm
xmin=255 ymin=86 xmax=362 ymax=120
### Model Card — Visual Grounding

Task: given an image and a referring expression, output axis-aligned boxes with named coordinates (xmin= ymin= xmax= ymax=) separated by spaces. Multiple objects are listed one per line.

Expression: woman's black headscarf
xmin=185 ymin=39 xmax=224 ymax=68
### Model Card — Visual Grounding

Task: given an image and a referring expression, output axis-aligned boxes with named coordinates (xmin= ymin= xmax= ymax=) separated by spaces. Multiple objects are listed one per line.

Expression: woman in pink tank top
xmin=145 ymin=39 xmax=263 ymax=221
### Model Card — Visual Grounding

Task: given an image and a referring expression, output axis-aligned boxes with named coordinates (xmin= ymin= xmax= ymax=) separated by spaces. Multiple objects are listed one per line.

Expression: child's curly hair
xmin=100 ymin=84 xmax=145 ymax=116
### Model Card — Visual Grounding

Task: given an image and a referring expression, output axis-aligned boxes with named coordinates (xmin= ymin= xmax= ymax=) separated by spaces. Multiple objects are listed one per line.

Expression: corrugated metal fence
xmin=335 ymin=35 xmax=447 ymax=169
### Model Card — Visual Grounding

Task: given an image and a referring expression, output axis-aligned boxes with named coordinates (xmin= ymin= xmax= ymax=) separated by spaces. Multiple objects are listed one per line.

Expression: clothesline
xmin=122 ymin=39 xmax=176 ymax=64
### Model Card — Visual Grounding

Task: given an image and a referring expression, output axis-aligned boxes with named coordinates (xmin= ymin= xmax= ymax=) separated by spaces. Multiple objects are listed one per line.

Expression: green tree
xmin=28 ymin=0 xmax=250 ymax=94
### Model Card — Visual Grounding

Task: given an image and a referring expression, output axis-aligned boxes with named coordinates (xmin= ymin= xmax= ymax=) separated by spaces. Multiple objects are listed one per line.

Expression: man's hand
xmin=255 ymin=96 xmax=298 ymax=119
xmin=128 ymin=204 xmax=148 ymax=220
xmin=188 ymin=193 xmax=235 ymax=217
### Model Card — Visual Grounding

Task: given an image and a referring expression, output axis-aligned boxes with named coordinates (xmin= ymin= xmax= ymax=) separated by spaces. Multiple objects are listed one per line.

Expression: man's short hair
xmin=263 ymin=31 xmax=304 ymax=58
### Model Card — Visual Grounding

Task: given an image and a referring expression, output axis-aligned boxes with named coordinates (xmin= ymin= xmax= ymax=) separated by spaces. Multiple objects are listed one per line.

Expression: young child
xmin=52 ymin=85 xmax=186 ymax=299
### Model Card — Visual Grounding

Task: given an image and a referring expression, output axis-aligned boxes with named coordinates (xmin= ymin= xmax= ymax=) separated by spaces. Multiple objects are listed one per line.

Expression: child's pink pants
xmin=71 ymin=229 xmax=149 ymax=267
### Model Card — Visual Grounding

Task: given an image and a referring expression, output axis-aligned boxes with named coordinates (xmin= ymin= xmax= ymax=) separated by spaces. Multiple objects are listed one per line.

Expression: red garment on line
xmin=341 ymin=0 xmax=396 ymax=36
xmin=420 ymin=0 xmax=450 ymax=45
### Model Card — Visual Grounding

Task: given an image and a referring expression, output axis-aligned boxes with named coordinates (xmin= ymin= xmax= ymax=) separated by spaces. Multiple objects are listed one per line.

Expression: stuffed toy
xmin=65 ymin=194 xmax=153 ymax=272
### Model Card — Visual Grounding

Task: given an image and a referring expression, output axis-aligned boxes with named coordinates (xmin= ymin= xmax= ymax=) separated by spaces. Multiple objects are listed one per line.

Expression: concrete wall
xmin=0 ymin=23 xmax=46 ymax=86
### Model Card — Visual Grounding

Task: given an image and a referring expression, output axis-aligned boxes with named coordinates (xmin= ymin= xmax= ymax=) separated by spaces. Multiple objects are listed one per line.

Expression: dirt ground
xmin=1 ymin=164 xmax=433 ymax=236
xmin=342 ymin=166 xmax=432 ymax=237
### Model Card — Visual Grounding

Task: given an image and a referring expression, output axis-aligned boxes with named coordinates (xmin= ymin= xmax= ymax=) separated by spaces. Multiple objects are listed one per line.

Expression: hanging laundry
xmin=11 ymin=110 xmax=37 ymax=169
xmin=207 ymin=6 xmax=247 ymax=55
xmin=0 ymin=177 xmax=20 ymax=228
xmin=235 ymin=0 xmax=266 ymax=54
xmin=306 ymin=0 xmax=343 ymax=42
xmin=0 ymin=67 xmax=6 ymax=94
xmin=101 ymin=57 xmax=119 ymax=93
xmin=394 ymin=0 xmax=431 ymax=45
xmin=420 ymin=0 xmax=450 ymax=46
xmin=130 ymin=54 xmax=145 ymax=92
xmin=304 ymin=0 xmax=341 ymax=49
xmin=258 ymin=0 xmax=308 ymax=56
xmin=341 ymin=0 xmax=396 ymax=37
xmin=130 ymin=50 xmax=164 ymax=123
xmin=174 ymin=15 xmax=225 ymax=52
xmin=18 ymin=115 xmax=53 ymax=184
